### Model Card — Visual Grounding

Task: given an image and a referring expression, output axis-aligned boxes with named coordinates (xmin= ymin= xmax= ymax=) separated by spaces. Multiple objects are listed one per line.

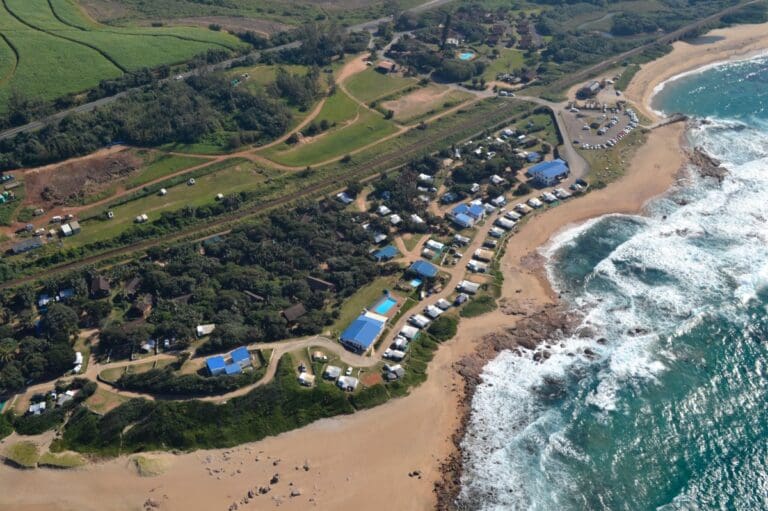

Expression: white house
xmin=196 ymin=324 xmax=216 ymax=337
xmin=426 ymin=239 xmax=445 ymax=252
xmin=457 ymin=280 xmax=481 ymax=294
xmin=378 ymin=205 xmax=392 ymax=216
xmin=410 ymin=314 xmax=431 ymax=328
xmin=337 ymin=376 xmax=359 ymax=391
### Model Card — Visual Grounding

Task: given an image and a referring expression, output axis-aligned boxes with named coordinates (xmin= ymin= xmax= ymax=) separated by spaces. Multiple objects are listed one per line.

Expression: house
xmin=124 ymin=277 xmax=141 ymax=298
xmin=400 ymin=325 xmax=419 ymax=340
xmin=225 ymin=364 xmax=242 ymax=375
xmin=230 ymin=347 xmax=252 ymax=369
xmin=307 ymin=276 xmax=336 ymax=292
xmin=28 ymin=402 xmax=47 ymax=415
xmin=467 ymin=204 xmax=486 ymax=220
xmin=377 ymin=205 xmax=392 ymax=216
xmin=90 ymin=276 xmax=110 ymax=297
xmin=298 ymin=373 xmax=316 ymax=387
xmin=577 ymin=80 xmax=602 ymax=99
xmin=410 ymin=214 xmax=425 ymax=224
xmin=337 ymin=376 xmax=359 ymax=391
xmin=340 ymin=312 xmax=387 ymax=353
xmin=528 ymin=159 xmax=569 ymax=187
xmin=69 ymin=221 xmax=81 ymax=234
xmin=11 ymin=237 xmax=43 ymax=255
xmin=373 ymin=233 xmax=388 ymax=244
xmin=206 ymin=356 xmax=227 ymax=376
xmin=473 ymin=249 xmax=494 ymax=262
xmin=495 ymin=217 xmax=516 ymax=230
xmin=336 ymin=192 xmax=354 ymax=205
xmin=389 ymin=214 xmax=402 ymax=226
xmin=425 ymin=239 xmax=445 ymax=252
xmin=452 ymin=213 xmax=475 ymax=229
xmin=374 ymin=245 xmax=399 ymax=262
xmin=128 ymin=294 xmax=153 ymax=319
xmin=457 ymin=280 xmax=481 ymax=294
xmin=324 ymin=365 xmax=342 ymax=380
xmin=408 ymin=260 xmax=439 ymax=279
xmin=467 ymin=260 xmax=489 ymax=273
xmin=417 ymin=173 xmax=434 ymax=184
xmin=282 ymin=303 xmax=307 ymax=323
xmin=196 ymin=324 xmax=216 ymax=337
xmin=453 ymin=234 xmax=471 ymax=246
xmin=60 ymin=224 xmax=73 ymax=237
xmin=376 ymin=60 xmax=396 ymax=73
xmin=424 ymin=305 xmax=443 ymax=319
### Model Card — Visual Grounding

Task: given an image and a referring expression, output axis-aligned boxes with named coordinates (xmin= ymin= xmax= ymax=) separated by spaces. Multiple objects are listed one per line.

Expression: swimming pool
xmin=409 ymin=278 xmax=423 ymax=288
xmin=458 ymin=52 xmax=475 ymax=61
xmin=373 ymin=296 xmax=398 ymax=315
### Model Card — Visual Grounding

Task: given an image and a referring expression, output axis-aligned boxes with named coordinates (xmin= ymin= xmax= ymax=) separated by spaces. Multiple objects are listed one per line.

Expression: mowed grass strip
xmin=261 ymin=109 xmax=399 ymax=167
xmin=71 ymin=161 xmax=267 ymax=247
xmin=126 ymin=153 xmax=208 ymax=188
xmin=344 ymin=68 xmax=417 ymax=104
xmin=7 ymin=0 xmax=242 ymax=71
xmin=0 ymin=2 xmax=122 ymax=108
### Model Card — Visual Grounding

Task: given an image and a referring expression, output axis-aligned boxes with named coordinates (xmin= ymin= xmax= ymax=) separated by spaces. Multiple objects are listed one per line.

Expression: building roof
xmin=230 ymin=347 xmax=251 ymax=365
xmin=282 ymin=303 xmax=307 ymax=322
xmin=451 ymin=203 xmax=470 ymax=216
xmin=408 ymin=260 xmax=439 ymax=279
xmin=91 ymin=276 xmax=110 ymax=294
xmin=374 ymin=245 xmax=399 ymax=261
xmin=526 ymin=152 xmax=541 ymax=162
xmin=468 ymin=204 xmax=486 ymax=219
xmin=528 ymin=159 xmax=568 ymax=179
xmin=324 ymin=365 xmax=342 ymax=379
xmin=452 ymin=213 xmax=474 ymax=228
xmin=340 ymin=314 xmax=386 ymax=350
xmin=206 ymin=356 xmax=226 ymax=372
xmin=307 ymin=276 xmax=336 ymax=291
xmin=224 ymin=364 xmax=242 ymax=375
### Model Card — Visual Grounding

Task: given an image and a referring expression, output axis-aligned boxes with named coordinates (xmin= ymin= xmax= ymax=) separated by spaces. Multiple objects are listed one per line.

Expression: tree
xmin=40 ymin=303 xmax=79 ymax=343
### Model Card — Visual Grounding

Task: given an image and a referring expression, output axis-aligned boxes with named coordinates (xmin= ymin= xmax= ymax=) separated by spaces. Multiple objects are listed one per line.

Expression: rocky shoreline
xmin=433 ymin=300 xmax=582 ymax=509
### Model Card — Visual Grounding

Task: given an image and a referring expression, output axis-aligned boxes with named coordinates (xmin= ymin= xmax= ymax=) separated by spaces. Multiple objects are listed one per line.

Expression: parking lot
xmin=562 ymin=101 xmax=640 ymax=150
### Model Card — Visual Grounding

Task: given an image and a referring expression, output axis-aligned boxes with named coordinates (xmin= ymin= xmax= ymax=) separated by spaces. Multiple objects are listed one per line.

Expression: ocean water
xmin=458 ymin=55 xmax=768 ymax=510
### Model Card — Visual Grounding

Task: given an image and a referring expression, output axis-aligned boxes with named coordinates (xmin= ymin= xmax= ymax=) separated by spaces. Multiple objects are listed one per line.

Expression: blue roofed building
xmin=206 ymin=356 xmax=227 ymax=376
xmin=451 ymin=204 xmax=470 ymax=217
xmin=374 ymin=245 xmax=399 ymax=262
xmin=528 ymin=159 xmax=569 ymax=187
xmin=408 ymin=260 xmax=439 ymax=279
xmin=224 ymin=364 xmax=243 ymax=375
xmin=468 ymin=204 xmax=486 ymax=220
xmin=230 ymin=347 xmax=251 ymax=368
xmin=526 ymin=151 xmax=541 ymax=163
xmin=340 ymin=312 xmax=387 ymax=353
xmin=452 ymin=213 xmax=475 ymax=229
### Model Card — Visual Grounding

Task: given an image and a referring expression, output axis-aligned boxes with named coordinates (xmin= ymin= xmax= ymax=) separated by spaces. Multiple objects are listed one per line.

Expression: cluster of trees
xmin=268 ymin=66 xmax=323 ymax=110
xmin=114 ymin=365 xmax=264 ymax=397
xmin=385 ymin=37 xmax=487 ymax=83
xmin=0 ymin=74 xmax=291 ymax=170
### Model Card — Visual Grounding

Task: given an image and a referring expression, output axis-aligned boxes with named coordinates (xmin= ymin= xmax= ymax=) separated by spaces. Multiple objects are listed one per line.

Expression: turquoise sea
xmin=458 ymin=54 xmax=768 ymax=510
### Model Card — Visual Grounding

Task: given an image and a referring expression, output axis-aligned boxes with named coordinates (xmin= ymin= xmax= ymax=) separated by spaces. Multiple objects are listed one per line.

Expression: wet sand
xmin=625 ymin=22 xmax=768 ymax=120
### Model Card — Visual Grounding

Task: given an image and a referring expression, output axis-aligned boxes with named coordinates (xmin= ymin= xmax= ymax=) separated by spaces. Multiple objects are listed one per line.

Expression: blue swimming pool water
xmin=409 ymin=278 xmax=423 ymax=288
xmin=373 ymin=296 xmax=397 ymax=315
xmin=459 ymin=52 xmax=474 ymax=61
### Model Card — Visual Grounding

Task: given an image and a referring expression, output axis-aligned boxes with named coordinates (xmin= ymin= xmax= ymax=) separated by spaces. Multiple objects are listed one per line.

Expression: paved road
xmin=0 ymin=0 xmax=456 ymax=142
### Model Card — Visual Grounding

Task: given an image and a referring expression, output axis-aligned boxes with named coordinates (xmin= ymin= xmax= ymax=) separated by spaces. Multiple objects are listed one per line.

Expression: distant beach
xmin=3 ymin=21 xmax=768 ymax=511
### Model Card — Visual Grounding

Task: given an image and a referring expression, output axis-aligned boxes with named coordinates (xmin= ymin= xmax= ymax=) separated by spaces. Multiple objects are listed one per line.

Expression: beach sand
xmin=625 ymin=22 xmax=768 ymax=120
xmin=5 ymin=20 xmax=764 ymax=511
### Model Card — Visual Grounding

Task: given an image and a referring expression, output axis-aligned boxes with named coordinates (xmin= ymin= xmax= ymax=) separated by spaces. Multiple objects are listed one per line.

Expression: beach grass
xmin=38 ymin=451 xmax=86 ymax=469
xmin=4 ymin=441 xmax=40 ymax=469
xmin=460 ymin=294 xmax=498 ymax=318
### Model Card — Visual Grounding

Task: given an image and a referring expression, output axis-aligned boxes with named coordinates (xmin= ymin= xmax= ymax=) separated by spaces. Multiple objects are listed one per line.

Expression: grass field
xmin=482 ymin=48 xmax=526 ymax=81
xmin=329 ymin=276 xmax=398 ymax=335
xmin=72 ymin=161 xmax=267 ymax=247
xmin=382 ymin=85 xmax=472 ymax=124
xmin=0 ymin=0 xmax=243 ymax=108
xmin=344 ymin=69 xmax=417 ymax=104
xmin=126 ymin=152 xmax=208 ymax=188
xmin=38 ymin=451 xmax=86 ymax=469
xmin=85 ymin=387 xmax=130 ymax=414
xmin=315 ymin=89 xmax=360 ymax=125
xmin=4 ymin=441 xmax=39 ymax=468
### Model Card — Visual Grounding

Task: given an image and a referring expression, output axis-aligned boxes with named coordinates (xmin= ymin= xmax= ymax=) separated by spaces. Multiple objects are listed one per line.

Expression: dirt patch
xmin=167 ymin=16 xmax=289 ymax=36
xmin=78 ymin=0 xmax=133 ymax=21
xmin=24 ymin=151 xmax=142 ymax=208
xmin=361 ymin=372 xmax=382 ymax=387
xmin=382 ymin=85 xmax=456 ymax=121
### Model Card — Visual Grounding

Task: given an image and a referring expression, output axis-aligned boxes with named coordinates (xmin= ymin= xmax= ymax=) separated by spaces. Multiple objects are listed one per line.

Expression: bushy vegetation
xmin=460 ymin=295 xmax=498 ymax=318
xmin=114 ymin=365 xmax=267 ymax=397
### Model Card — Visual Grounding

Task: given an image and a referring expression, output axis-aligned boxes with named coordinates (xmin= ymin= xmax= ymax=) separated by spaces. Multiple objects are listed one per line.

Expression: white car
xmin=345 ymin=367 xmax=353 ymax=376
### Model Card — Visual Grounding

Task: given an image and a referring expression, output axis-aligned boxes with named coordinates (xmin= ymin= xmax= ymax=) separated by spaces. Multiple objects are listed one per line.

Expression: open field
xmin=344 ymin=68 xmax=418 ymax=104
xmin=382 ymin=85 xmax=472 ymax=123
xmin=0 ymin=0 xmax=242 ymax=108
xmin=85 ymin=387 xmax=130 ymax=414
xmin=3 ymin=441 xmax=39 ymax=468
xmin=481 ymin=47 xmax=526 ymax=81
xmin=71 ymin=160 xmax=267 ymax=247
xmin=126 ymin=152 xmax=208 ymax=188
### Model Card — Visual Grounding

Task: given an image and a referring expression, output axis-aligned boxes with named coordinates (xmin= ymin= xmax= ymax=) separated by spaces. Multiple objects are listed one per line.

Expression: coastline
xmin=2 ymin=22 xmax=766 ymax=511
xmin=625 ymin=22 xmax=768 ymax=120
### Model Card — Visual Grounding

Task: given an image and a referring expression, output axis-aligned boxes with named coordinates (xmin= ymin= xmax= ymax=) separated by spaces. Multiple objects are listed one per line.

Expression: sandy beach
xmin=625 ymin=22 xmax=768 ymax=120
xmin=5 ymin=20 xmax=765 ymax=511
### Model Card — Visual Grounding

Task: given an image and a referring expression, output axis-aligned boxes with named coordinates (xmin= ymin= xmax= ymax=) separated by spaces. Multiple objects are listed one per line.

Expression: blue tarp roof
xmin=451 ymin=204 xmax=470 ymax=216
xmin=529 ymin=159 xmax=568 ymax=178
xmin=224 ymin=364 xmax=242 ymax=375
xmin=341 ymin=315 xmax=385 ymax=350
xmin=231 ymin=347 xmax=250 ymax=364
xmin=452 ymin=213 xmax=474 ymax=228
xmin=409 ymin=260 xmax=439 ymax=278
xmin=206 ymin=356 xmax=226 ymax=372
xmin=374 ymin=245 xmax=399 ymax=261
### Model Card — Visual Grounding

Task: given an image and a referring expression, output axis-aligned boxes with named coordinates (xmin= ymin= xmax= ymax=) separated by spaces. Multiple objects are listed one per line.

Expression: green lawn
xmin=85 ymin=387 xmax=130 ymax=414
xmin=345 ymin=68 xmax=417 ymax=104
xmin=0 ymin=0 xmax=243 ymax=109
xmin=71 ymin=161 xmax=265 ymax=247
xmin=315 ymin=89 xmax=360 ymax=125
xmin=4 ymin=441 xmax=39 ymax=468
xmin=482 ymin=48 xmax=526 ymax=81
xmin=38 ymin=451 xmax=86 ymax=469
xmin=127 ymin=153 xmax=208 ymax=188
xmin=261 ymin=107 xmax=398 ymax=167
xmin=227 ymin=64 xmax=309 ymax=93
xmin=329 ymin=276 xmax=399 ymax=335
